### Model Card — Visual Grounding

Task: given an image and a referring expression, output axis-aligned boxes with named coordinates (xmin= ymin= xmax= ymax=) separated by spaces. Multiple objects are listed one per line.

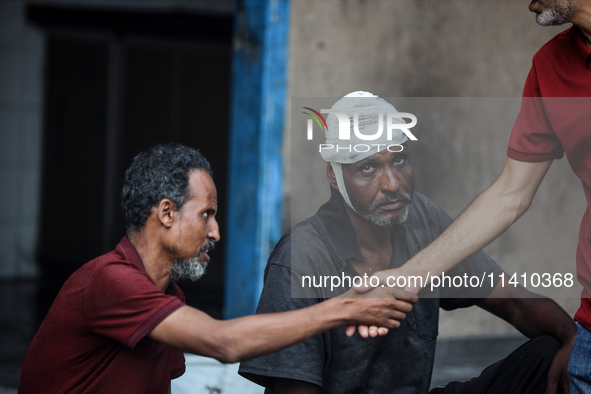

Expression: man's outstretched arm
xmin=149 ymin=288 xmax=414 ymax=364
xmin=479 ymin=276 xmax=577 ymax=394
xmin=351 ymin=158 xmax=552 ymax=336
xmin=380 ymin=158 xmax=553 ymax=289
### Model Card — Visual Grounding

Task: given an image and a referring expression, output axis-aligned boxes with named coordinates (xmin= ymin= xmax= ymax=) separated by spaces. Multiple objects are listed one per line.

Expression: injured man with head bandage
xmin=239 ymin=92 xmax=575 ymax=394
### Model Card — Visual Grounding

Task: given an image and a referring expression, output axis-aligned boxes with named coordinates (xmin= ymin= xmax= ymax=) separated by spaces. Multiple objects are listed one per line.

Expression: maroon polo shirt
xmin=508 ymin=26 xmax=591 ymax=330
xmin=19 ymin=237 xmax=186 ymax=394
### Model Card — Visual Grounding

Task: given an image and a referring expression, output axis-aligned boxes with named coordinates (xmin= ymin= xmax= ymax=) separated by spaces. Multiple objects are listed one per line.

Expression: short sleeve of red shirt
xmin=508 ymin=58 xmax=565 ymax=162
xmin=508 ymin=27 xmax=591 ymax=163
xmin=83 ymin=259 xmax=185 ymax=349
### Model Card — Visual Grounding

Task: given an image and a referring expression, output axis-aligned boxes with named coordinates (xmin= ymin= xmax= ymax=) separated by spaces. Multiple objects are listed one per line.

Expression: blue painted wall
xmin=224 ymin=0 xmax=289 ymax=318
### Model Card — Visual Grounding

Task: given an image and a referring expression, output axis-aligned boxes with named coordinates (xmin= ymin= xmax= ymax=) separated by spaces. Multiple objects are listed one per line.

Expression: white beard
xmin=170 ymin=256 xmax=208 ymax=282
xmin=536 ymin=0 xmax=577 ymax=26
xmin=169 ymin=240 xmax=214 ymax=282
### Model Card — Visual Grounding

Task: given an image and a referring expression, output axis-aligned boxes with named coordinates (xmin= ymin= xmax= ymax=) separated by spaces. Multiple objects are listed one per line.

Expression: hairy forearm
xmin=208 ymin=299 xmax=345 ymax=363
xmin=152 ymin=296 xmax=401 ymax=364
xmin=399 ymin=159 xmax=552 ymax=286
xmin=414 ymin=185 xmax=522 ymax=276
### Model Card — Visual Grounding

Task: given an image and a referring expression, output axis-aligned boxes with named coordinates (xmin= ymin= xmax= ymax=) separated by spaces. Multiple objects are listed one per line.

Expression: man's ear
xmin=326 ymin=162 xmax=339 ymax=191
xmin=156 ymin=199 xmax=176 ymax=228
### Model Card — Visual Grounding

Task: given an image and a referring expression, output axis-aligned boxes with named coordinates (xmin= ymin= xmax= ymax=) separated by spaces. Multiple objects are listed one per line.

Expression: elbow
xmin=208 ymin=335 xmax=243 ymax=364
xmin=215 ymin=343 xmax=245 ymax=364
xmin=490 ymin=184 xmax=533 ymax=225
xmin=508 ymin=194 xmax=532 ymax=222
xmin=503 ymin=196 xmax=531 ymax=225
xmin=190 ymin=320 xmax=253 ymax=364
xmin=215 ymin=350 xmax=240 ymax=364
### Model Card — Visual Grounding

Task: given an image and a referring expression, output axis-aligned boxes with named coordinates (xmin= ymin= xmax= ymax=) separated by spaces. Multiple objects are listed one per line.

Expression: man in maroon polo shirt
xmin=366 ymin=0 xmax=591 ymax=393
xmin=18 ymin=143 xmax=413 ymax=394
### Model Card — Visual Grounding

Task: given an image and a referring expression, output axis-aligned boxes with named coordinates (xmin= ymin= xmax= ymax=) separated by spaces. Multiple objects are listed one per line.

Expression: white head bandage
xmin=329 ymin=162 xmax=356 ymax=211
xmin=321 ymin=91 xmax=408 ymax=164
xmin=323 ymin=92 xmax=408 ymax=212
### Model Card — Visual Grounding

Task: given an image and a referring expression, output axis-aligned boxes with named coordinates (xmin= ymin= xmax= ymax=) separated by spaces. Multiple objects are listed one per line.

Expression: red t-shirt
xmin=19 ymin=237 xmax=186 ymax=393
xmin=508 ymin=26 xmax=591 ymax=329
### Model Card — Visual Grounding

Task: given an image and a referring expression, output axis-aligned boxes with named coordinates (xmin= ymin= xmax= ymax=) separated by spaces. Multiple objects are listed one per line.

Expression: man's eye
xmin=361 ymin=165 xmax=373 ymax=172
xmin=203 ymin=212 xmax=209 ymax=219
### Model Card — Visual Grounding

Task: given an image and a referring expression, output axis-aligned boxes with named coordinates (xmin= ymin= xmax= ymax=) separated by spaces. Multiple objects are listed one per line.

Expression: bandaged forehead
xmin=320 ymin=91 xmax=408 ymax=164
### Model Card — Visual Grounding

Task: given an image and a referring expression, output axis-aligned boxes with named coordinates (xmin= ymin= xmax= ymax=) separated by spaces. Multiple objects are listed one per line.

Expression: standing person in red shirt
xmin=19 ymin=143 xmax=413 ymax=394
xmin=366 ymin=0 xmax=591 ymax=393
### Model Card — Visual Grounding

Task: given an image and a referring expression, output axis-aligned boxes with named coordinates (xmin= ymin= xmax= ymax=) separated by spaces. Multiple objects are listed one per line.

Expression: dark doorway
xmin=29 ymin=5 xmax=233 ymax=324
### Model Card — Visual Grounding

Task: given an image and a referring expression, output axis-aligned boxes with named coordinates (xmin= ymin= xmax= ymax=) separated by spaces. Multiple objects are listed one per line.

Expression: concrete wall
xmin=286 ymin=0 xmax=584 ymax=338
xmin=0 ymin=0 xmax=234 ymax=281
xmin=0 ymin=0 xmax=43 ymax=279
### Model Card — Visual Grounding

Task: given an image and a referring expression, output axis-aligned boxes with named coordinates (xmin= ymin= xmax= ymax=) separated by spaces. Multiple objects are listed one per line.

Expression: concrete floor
xmin=169 ymin=337 xmax=528 ymax=393
xmin=0 ymin=281 xmax=527 ymax=393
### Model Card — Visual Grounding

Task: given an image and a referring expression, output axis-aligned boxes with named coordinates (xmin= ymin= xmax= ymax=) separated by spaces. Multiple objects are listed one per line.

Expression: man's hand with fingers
xmin=340 ymin=275 xmax=418 ymax=337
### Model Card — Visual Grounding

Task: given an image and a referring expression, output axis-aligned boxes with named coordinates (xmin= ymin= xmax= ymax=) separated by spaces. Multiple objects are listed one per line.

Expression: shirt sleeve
xmin=238 ymin=262 xmax=327 ymax=390
xmin=83 ymin=261 xmax=185 ymax=348
xmin=170 ymin=284 xmax=187 ymax=379
xmin=507 ymin=64 xmax=564 ymax=162
xmin=170 ymin=349 xmax=186 ymax=379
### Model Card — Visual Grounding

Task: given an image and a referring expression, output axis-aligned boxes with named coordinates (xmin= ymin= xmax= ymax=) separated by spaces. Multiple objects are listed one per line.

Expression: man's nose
xmin=209 ymin=218 xmax=221 ymax=242
xmin=381 ymin=168 xmax=401 ymax=193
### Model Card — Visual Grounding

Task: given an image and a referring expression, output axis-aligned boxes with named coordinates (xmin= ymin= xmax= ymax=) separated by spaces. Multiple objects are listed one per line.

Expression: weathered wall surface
xmin=287 ymin=0 xmax=584 ymax=338
xmin=0 ymin=0 xmax=44 ymax=279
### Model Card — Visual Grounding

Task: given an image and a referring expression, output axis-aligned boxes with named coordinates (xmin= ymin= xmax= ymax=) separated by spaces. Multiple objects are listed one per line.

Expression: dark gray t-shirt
xmin=239 ymin=191 xmax=502 ymax=393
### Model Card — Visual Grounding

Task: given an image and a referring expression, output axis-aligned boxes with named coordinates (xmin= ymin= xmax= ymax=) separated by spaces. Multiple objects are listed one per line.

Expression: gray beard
xmin=170 ymin=257 xmax=207 ymax=282
xmin=351 ymin=191 xmax=412 ymax=227
xmin=169 ymin=241 xmax=215 ymax=282
xmin=364 ymin=205 xmax=410 ymax=227
xmin=536 ymin=0 xmax=577 ymax=25
xmin=170 ymin=257 xmax=207 ymax=283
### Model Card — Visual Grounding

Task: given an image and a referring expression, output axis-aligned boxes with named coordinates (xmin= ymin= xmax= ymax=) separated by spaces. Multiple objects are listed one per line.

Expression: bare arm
xmin=479 ymin=276 xmax=576 ymax=394
xmin=479 ymin=280 xmax=575 ymax=342
xmin=149 ymin=290 xmax=413 ymax=364
xmin=351 ymin=159 xmax=552 ymax=335
xmin=389 ymin=158 xmax=553 ymax=288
